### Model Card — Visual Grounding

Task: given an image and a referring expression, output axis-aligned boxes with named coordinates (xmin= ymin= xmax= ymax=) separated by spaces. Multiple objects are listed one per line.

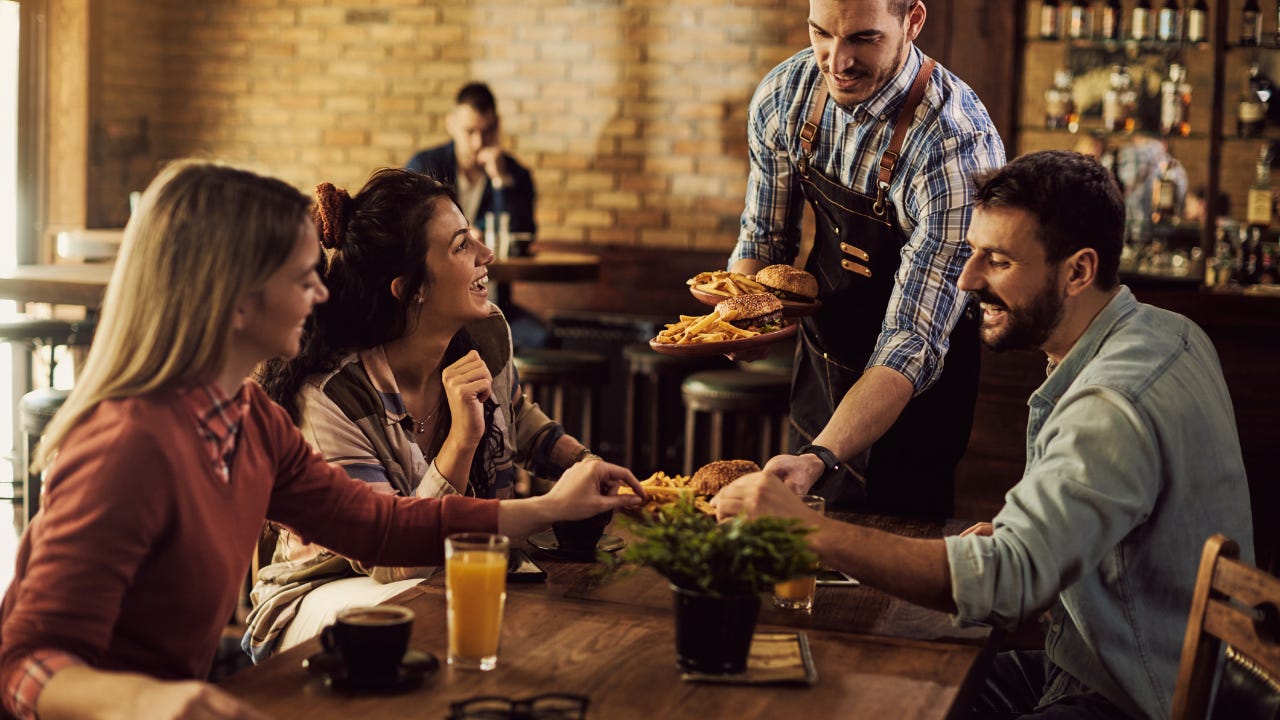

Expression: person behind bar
xmin=406 ymin=82 xmax=548 ymax=351
xmin=0 ymin=161 xmax=642 ymax=720
xmin=727 ymin=0 xmax=1006 ymax=517
xmin=717 ymin=150 xmax=1252 ymax=719
xmin=245 ymin=169 xmax=598 ymax=661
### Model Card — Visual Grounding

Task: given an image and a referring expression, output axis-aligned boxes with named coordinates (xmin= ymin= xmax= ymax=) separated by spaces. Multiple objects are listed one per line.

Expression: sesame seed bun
xmin=755 ymin=265 xmax=818 ymax=302
xmin=691 ymin=459 xmax=761 ymax=495
xmin=715 ymin=292 xmax=783 ymax=332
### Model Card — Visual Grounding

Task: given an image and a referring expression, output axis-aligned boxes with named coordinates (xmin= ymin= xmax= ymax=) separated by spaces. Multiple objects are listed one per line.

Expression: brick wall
xmin=87 ymin=0 xmax=811 ymax=251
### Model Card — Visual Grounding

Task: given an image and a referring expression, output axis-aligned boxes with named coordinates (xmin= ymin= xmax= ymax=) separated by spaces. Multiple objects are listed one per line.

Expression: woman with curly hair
xmin=245 ymin=168 xmax=599 ymax=660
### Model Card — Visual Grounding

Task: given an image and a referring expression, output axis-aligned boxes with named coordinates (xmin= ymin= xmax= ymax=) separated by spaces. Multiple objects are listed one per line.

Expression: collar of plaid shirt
xmin=176 ymin=382 xmax=251 ymax=483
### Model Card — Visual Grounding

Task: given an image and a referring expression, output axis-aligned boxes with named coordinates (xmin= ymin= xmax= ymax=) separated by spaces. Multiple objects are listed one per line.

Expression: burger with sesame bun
xmin=691 ymin=459 xmax=761 ymax=496
xmin=715 ymin=292 xmax=783 ymax=334
xmin=755 ymin=264 xmax=818 ymax=303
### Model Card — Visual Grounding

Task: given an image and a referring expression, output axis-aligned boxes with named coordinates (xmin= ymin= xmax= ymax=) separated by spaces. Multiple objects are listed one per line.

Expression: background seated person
xmin=716 ymin=151 xmax=1252 ymax=720
xmin=246 ymin=169 xmax=598 ymax=661
xmin=406 ymin=81 xmax=547 ymax=351
xmin=0 ymin=161 xmax=641 ymax=720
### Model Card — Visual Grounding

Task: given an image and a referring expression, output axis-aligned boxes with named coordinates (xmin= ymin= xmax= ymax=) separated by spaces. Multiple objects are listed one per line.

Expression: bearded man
xmin=718 ymin=150 xmax=1252 ymax=719
xmin=728 ymin=0 xmax=1006 ymax=517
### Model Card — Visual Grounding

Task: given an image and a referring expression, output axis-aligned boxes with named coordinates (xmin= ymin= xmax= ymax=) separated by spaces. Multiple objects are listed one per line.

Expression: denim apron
xmin=791 ymin=58 xmax=979 ymax=517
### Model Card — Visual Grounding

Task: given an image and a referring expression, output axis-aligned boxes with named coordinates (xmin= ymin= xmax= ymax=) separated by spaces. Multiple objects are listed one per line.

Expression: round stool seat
xmin=20 ymin=387 xmax=71 ymax=436
xmin=514 ymin=349 xmax=609 ymax=384
xmin=0 ymin=319 xmax=77 ymax=344
xmin=681 ymin=370 xmax=790 ymax=414
xmin=736 ymin=335 xmax=796 ymax=377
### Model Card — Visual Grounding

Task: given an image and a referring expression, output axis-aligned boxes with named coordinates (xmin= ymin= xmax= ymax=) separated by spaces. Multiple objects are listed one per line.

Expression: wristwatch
xmin=794 ymin=443 xmax=840 ymax=480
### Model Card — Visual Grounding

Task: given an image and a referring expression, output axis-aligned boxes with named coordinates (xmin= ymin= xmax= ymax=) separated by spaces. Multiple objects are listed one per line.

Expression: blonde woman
xmin=0 ymin=161 xmax=642 ymax=720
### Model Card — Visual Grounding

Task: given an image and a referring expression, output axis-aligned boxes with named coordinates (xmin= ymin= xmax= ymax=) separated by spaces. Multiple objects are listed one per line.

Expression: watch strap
xmin=795 ymin=443 xmax=840 ymax=476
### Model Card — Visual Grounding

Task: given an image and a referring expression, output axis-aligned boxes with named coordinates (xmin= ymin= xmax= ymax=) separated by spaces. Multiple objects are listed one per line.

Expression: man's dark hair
xmin=455 ymin=82 xmax=497 ymax=115
xmin=889 ymin=0 xmax=919 ymax=20
xmin=973 ymin=150 xmax=1125 ymax=290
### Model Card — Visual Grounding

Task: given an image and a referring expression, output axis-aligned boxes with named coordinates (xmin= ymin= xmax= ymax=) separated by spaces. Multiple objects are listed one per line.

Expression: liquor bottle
xmin=1151 ymin=159 xmax=1181 ymax=225
xmin=1041 ymin=0 xmax=1062 ymax=39
xmin=1242 ymin=0 xmax=1262 ymax=46
xmin=1104 ymin=65 xmax=1138 ymax=132
xmin=1067 ymin=0 xmax=1092 ymax=39
xmin=1186 ymin=0 xmax=1208 ymax=43
xmin=1161 ymin=63 xmax=1193 ymax=135
xmin=1157 ymin=0 xmax=1182 ymax=42
xmin=1239 ymin=61 xmax=1274 ymax=136
xmin=1099 ymin=0 xmax=1124 ymax=40
xmin=1245 ymin=146 xmax=1274 ymax=279
xmin=1045 ymin=69 xmax=1079 ymax=131
xmin=1276 ymin=0 xmax=1280 ymax=46
xmin=1131 ymin=0 xmax=1153 ymax=40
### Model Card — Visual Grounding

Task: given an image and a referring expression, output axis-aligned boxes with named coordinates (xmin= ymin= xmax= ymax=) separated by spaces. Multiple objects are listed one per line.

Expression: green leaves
xmin=613 ymin=498 xmax=818 ymax=598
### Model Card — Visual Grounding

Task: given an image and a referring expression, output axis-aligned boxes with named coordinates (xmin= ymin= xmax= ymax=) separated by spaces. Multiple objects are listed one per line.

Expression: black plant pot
xmin=670 ymin=585 xmax=761 ymax=675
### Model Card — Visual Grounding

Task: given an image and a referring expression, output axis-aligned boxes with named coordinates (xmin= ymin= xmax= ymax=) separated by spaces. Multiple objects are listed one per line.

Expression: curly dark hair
xmin=257 ymin=167 xmax=504 ymax=497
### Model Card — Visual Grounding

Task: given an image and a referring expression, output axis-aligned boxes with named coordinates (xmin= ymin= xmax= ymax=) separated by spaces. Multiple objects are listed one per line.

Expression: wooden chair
xmin=1171 ymin=534 xmax=1280 ymax=720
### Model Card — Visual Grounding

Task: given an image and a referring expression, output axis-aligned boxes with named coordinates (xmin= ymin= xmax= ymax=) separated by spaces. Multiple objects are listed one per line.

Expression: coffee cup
xmin=320 ymin=604 xmax=414 ymax=681
xmin=552 ymin=510 xmax=613 ymax=551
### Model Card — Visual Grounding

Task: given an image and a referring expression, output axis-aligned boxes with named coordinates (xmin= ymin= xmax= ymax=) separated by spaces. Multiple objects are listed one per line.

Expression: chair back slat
xmin=1172 ymin=534 xmax=1280 ymax=720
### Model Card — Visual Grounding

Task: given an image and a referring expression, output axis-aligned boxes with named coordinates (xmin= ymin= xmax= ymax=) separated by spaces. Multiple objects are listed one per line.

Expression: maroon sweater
xmin=0 ymin=383 xmax=498 ymax=685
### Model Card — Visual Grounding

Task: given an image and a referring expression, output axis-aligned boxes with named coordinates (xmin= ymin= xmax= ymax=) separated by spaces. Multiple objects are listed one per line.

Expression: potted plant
xmin=612 ymin=497 xmax=818 ymax=675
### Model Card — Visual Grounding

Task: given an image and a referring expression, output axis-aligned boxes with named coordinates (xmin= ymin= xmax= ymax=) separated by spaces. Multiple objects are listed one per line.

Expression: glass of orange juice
xmin=772 ymin=495 xmax=825 ymax=611
xmin=445 ymin=532 xmax=510 ymax=670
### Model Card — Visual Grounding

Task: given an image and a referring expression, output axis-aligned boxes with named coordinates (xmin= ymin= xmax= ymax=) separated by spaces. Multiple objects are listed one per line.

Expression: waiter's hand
xmin=715 ymin=470 xmax=822 ymax=524
xmin=724 ymin=347 xmax=770 ymax=362
xmin=762 ymin=453 xmax=824 ymax=495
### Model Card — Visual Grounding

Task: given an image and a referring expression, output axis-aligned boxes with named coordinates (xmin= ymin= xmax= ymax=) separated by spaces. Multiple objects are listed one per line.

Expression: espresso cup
xmin=320 ymin=604 xmax=414 ymax=681
xmin=552 ymin=510 xmax=613 ymax=551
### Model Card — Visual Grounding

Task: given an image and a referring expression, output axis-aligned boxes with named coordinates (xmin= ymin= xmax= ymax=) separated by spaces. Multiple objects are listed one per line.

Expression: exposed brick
xmin=86 ymin=0 xmax=814 ymax=251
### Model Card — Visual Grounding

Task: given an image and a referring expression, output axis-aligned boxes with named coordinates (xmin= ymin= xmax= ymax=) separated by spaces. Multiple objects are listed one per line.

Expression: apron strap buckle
xmin=873 ymin=181 xmax=889 ymax=216
xmin=800 ymin=120 xmax=819 ymax=146
xmin=877 ymin=151 xmax=899 ymax=188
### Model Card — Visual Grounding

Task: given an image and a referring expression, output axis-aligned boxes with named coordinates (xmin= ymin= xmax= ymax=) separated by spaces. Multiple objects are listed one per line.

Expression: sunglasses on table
xmin=447 ymin=693 xmax=589 ymax=720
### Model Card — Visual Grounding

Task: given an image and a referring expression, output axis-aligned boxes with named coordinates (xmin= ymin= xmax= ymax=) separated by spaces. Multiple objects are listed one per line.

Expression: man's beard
xmin=972 ymin=278 xmax=1065 ymax=353
xmin=824 ymin=39 xmax=907 ymax=112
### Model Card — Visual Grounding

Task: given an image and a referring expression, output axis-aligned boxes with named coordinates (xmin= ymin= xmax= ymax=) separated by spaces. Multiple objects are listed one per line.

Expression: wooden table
xmin=221 ymin=515 xmax=998 ymax=719
xmin=486 ymin=250 xmax=600 ymax=308
xmin=0 ymin=263 xmax=114 ymax=307
xmin=0 ymin=251 xmax=600 ymax=311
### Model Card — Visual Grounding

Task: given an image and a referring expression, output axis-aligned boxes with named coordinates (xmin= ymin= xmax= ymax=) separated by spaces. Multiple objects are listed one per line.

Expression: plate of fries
xmin=618 ymin=471 xmax=717 ymax=517
xmin=649 ymin=310 xmax=797 ymax=357
xmin=687 ymin=270 xmax=822 ymax=317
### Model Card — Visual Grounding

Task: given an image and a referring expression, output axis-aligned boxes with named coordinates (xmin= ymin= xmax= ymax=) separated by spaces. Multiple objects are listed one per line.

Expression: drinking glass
xmin=772 ymin=495 xmax=826 ymax=611
xmin=446 ymin=532 xmax=510 ymax=670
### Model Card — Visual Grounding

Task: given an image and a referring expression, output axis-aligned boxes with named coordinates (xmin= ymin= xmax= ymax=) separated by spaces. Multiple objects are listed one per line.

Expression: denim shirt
xmin=946 ymin=287 xmax=1253 ymax=719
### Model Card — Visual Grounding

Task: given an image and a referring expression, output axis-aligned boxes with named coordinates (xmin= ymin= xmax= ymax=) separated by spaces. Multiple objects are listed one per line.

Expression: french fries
xmin=620 ymin=471 xmax=716 ymax=516
xmin=687 ymin=270 xmax=767 ymax=298
xmin=653 ymin=310 xmax=758 ymax=345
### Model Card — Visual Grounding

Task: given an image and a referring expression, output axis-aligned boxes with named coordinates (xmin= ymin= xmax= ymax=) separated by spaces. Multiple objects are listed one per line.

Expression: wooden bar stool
xmin=513 ymin=349 xmax=610 ymax=450
xmin=622 ymin=344 xmax=727 ymax=477
xmin=680 ymin=369 xmax=791 ymax=475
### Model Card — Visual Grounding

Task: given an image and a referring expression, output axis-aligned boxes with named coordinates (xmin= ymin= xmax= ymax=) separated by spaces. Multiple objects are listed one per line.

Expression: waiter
xmin=728 ymin=0 xmax=1005 ymax=517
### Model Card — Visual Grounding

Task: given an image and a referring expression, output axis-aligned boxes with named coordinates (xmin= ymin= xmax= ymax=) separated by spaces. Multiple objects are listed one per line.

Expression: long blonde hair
xmin=34 ymin=160 xmax=311 ymax=471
